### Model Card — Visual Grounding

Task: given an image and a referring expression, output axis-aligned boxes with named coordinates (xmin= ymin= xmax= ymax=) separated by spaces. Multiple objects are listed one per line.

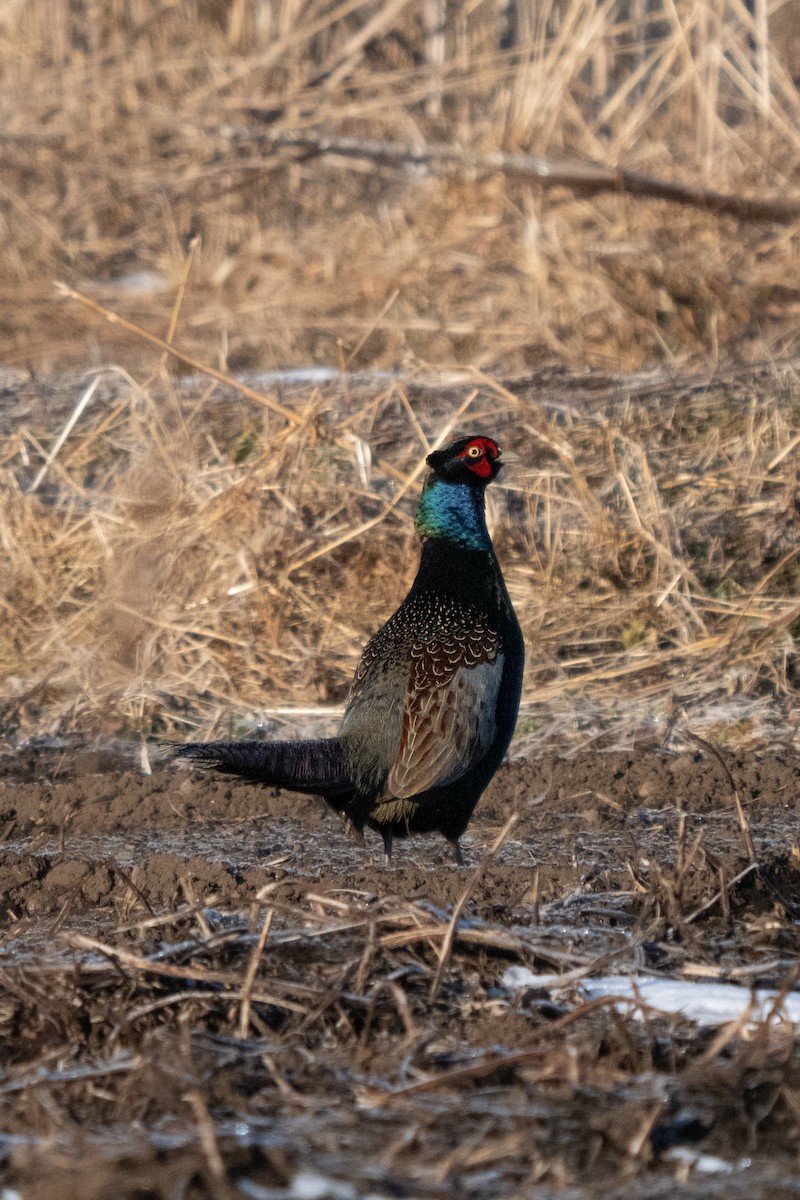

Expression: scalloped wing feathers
xmin=388 ymin=651 xmax=504 ymax=798
xmin=340 ymin=605 xmax=504 ymax=800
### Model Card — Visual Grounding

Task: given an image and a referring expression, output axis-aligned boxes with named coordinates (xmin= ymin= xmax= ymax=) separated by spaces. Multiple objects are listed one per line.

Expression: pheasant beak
xmin=497 ymin=448 xmax=519 ymax=464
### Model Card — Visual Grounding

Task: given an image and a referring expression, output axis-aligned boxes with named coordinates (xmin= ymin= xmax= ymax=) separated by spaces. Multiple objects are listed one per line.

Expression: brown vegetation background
xmin=4 ymin=15 xmax=800 ymax=1193
xmin=2 ymin=0 xmax=800 ymax=743
xmin=3 ymin=0 xmax=800 ymax=372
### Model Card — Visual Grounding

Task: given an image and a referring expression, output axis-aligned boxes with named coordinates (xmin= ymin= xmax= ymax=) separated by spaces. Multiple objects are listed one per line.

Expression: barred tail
xmin=171 ymin=738 xmax=352 ymax=797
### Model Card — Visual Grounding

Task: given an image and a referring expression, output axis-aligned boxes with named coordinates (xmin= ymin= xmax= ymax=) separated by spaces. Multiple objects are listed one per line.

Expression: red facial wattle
xmin=457 ymin=437 xmax=500 ymax=477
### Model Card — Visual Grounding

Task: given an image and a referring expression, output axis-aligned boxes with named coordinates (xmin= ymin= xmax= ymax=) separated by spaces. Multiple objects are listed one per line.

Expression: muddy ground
xmin=1 ymin=742 xmax=800 ymax=1198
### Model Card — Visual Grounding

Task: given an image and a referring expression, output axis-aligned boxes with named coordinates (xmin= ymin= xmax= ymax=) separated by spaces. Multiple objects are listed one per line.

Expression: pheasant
xmin=173 ymin=434 xmax=524 ymax=862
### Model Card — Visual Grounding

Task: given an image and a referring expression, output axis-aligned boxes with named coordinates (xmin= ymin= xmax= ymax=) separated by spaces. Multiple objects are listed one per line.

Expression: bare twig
xmin=55 ymin=284 xmax=305 ymax=428
xmin=430 ymin=812 xmax=519 ymax=1001
xmin=185 ymin=1089 xmax=232 ymax=1195
xmin=364 ymin=993 xmax=629 ymax=1108
xmin=686 ymin=862 xmax=758 ymax=924
xmin=28 ymin=376 xmax=101 ymax=494
xmin=224 ymin=130 xmax=800 ymax=224
xmin=238 ymin=906 xmax=274 ymax=1038
xmin=686 ymin=732 xmax=758 ymax=865
xmin=65 ymin=933 xmax=306 ymax=1012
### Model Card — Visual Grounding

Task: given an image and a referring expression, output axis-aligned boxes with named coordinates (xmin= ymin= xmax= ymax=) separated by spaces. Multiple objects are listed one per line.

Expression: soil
xmin=2 ymin=742 xmax=800 ymax=1197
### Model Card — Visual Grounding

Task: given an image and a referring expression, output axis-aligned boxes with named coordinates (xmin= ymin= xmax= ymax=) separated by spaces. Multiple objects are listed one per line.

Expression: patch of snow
xmin=502 ymin=968 xmax=800 ymax=1026
xmin=290 ymin=1173 xmax=358 ymax=1200
xmin=664 ymin=1146 xmax=751 ymax=1173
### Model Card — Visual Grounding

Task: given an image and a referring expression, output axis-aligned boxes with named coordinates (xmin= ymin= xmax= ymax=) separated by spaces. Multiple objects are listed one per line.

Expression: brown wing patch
xmin=387 ymin=625 xmax=503 ymax=799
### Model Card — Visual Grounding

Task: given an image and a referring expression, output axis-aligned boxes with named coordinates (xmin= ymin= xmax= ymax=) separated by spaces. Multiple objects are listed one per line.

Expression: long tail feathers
xmin=171 ymin=737 xmax=352 ymax=797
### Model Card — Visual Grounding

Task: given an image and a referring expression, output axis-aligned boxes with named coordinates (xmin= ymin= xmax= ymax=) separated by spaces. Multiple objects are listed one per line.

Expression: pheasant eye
xmin=467 ymin=445 xmax=482 ymax=458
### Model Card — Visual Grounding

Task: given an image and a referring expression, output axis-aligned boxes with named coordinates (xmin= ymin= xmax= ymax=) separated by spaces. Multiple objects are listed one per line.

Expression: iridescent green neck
xmin=414 ymin=477 xmax=491 ymax=550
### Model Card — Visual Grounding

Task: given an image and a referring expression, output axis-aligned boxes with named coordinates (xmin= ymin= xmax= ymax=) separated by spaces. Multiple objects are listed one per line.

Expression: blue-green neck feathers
xmin=414 ymin=477 xmax=491 ymax=550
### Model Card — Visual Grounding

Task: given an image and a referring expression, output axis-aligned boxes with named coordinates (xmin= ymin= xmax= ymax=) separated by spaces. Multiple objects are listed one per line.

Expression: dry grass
xmin=2 ymin=825 xmax=800 ymax=1198
xmin=1 ymin=357 xmax=800 ymax=745
xmin=2 ymin=2 xmax=800 ymax=746
xmin=1 ymin=0 xmax=800 ymax=375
